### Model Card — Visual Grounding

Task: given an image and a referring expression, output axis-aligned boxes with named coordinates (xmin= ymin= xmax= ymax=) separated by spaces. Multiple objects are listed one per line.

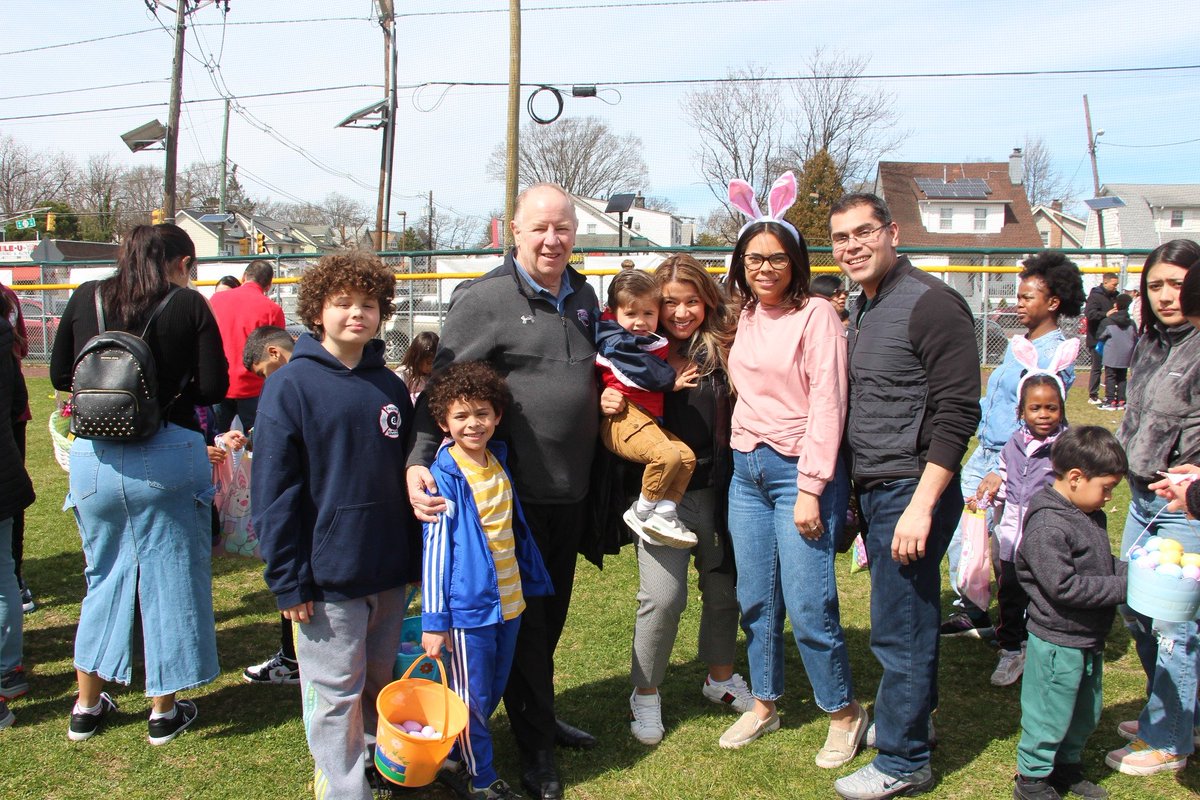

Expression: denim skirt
xmin=65 ymin=423 xmax=219 ymax=696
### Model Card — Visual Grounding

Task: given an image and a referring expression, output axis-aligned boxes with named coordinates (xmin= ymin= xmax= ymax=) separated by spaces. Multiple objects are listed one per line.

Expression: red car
xmin=16 ymin=295 xmax=60 ymax=361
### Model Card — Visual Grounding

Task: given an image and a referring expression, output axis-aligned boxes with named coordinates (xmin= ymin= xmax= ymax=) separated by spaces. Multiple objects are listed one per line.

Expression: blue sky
xmin=2 ymin=1 xmax=1197 ymax=228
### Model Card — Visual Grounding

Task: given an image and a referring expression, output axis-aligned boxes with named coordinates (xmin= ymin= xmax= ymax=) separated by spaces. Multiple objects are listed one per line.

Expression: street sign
xmin=13 ymin=217 xmax=36 ymax=230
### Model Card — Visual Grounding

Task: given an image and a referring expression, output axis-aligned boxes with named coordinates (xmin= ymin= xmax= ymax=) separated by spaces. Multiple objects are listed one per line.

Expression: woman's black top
xmin=50 ymin=281 xmax=228 ymax=432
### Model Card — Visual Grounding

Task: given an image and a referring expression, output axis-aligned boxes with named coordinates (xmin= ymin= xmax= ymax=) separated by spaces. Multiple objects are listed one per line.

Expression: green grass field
xmin=3 ymin=375 xmax=1198 ymax=799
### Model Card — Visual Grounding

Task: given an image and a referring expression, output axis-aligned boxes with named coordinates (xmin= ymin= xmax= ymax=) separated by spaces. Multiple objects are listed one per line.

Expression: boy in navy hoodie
xmin=421 ymin=361 xmax=552 ymax=800
xmin=252 ymin=252 xmax=418 ymax=800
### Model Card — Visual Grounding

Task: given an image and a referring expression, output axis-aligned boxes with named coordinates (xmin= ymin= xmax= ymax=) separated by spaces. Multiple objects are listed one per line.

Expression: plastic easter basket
xmin=374 ymin=655 xmax=466 ymax=788
xmin=1127 ymin=564 xmax=1200 ymax=623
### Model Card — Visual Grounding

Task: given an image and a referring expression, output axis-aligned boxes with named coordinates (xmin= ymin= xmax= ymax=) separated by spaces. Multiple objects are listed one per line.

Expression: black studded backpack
xmin=69 ymin=286 xmax=184 ymax=441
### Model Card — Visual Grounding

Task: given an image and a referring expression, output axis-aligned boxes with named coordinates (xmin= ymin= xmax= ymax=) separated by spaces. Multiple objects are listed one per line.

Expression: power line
xmin=1099 ymin=136 xmax=1200 ymax=149
xmin=0 ymin=28 xmax=159 ymax=57
xmin=415 ymin=62 xmax=1200 ymax=90
xmin=0 ymin=80 xmax=168 ymax=102
xmin=0 ymin=84 xmax=382 ymax=122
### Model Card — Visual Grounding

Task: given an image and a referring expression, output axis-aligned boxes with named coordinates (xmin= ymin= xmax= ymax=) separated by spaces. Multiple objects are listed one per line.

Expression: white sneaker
xmin=990 ymin=648 xmax=1025 ymax=687
xmin=629 ymin=691 xmax=664 ymax=745
xmin=701 ymin=674 xmax=754 ymax=714
xmin=642 ymin=510 xmax=698 ymax=549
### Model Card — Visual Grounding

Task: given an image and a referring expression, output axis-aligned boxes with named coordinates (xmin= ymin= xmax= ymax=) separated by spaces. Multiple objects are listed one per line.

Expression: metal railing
xmin=6 ymin=245 xmax=1152 ymax=367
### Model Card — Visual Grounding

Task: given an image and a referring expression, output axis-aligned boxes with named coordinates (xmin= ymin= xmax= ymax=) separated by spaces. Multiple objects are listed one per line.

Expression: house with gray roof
xmin=1083 ymin=183 xmax=1200 ymax=250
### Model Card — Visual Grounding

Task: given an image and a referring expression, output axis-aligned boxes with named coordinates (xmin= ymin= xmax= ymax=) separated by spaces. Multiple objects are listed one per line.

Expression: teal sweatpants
xmin=1017 ymin=632 xmax=1104 ymax=777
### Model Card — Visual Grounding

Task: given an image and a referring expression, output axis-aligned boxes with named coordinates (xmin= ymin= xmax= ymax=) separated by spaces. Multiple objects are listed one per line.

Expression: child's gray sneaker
xmin=642 ymin=509 xmax=698 ymax=549
xmin=622 ymin=503 xmax=658 ymax=547
xmin=834 ymin=762 xmax=934 ymax=799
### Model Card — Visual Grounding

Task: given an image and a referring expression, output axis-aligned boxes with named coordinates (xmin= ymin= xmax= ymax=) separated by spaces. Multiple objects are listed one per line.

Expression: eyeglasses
xmin=831 ymin=223 xmax=889 ymax=249
xmin=743 ymin=252 xmax=789 ymax=270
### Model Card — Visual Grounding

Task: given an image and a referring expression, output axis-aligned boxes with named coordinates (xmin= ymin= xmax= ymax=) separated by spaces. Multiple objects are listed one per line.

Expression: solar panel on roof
xmin=915 ymin=177 xmax=992 ymax=199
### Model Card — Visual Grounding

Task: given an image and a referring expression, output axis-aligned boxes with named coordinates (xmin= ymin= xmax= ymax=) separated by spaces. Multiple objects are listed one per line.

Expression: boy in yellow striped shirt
xmin=421 ymin=361 xmax=553 ymax=800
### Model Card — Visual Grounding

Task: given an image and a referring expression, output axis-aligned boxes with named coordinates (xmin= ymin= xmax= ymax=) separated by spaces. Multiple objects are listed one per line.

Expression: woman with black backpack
xmin=50 ymin=223 xmax=228 ymax=745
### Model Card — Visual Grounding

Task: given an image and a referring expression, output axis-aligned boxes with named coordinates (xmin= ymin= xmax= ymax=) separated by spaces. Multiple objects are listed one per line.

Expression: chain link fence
xmin=8 ymin=247 xmax=1147 ymax=372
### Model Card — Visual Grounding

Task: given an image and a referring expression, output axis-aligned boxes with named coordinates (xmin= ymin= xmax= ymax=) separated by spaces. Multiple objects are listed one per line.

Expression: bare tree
xmin=682 ymin=66 xmax=785 ymax=222
xmin=321 ymin=192 xmax=370 ymax=246
xmin=642 ymin=196 xmax=678 ymax=214
xmin=70 ymin=154 xmax=126 ymax=242
xmin=0 ymin=134 xmax=74 ymax=216
xmin=177 ymin=161 xmax=224 ymax=210
xmin=1022 ymin=135 xmax=1075 ymax=207
xmin=786 ymin=48 xmax=906 ymax=188
xmin=487 ymin=116 xmax=649 ymax=198
xmin=118 ymin=165 xmax=166 ymax=227
xmin=418 ymin=207 xmax=485 ymax=250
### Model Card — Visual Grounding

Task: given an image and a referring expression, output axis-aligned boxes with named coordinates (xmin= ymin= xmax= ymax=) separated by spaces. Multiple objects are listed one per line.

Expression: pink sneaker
xmin=1104 ymin=739 xmax=1187 ymax=776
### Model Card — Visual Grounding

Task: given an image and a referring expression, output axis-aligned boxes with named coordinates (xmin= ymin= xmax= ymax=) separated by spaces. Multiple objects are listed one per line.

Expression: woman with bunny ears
xmin=974 ymin=338 xmax=1079 ymax=688
xmin=942 ymin=251 xmax=1085 ymax=642
xmin=718 ymin=173 xmax=866 ymax=765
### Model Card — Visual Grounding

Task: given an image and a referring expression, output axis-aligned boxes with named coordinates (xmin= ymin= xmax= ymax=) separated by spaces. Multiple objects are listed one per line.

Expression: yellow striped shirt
xmin=450 ymin=447 xmax=525 ymax=620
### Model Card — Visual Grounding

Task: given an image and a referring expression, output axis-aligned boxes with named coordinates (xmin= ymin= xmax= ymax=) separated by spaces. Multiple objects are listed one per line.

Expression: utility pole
xmin=427 ymin=190 xmax=435 ymax=250
xmin=1083 ymin=94 xmax=1107 ymax=266
xmin=217 ymin=97 xmax=230 ymax=255
xmin=503 ymin=1 xmax=521 ymax=247
xmin=374 ymin=0 xmax=397 ymax=251
xmin=162 ymin=0 xmax=188 ymax=223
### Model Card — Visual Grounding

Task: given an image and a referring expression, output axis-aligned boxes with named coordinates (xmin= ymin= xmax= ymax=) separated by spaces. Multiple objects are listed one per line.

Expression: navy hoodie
xmin=252 ymin=333 xmax=419 ymax=608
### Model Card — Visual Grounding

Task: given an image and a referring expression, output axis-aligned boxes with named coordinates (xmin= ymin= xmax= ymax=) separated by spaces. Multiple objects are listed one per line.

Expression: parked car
xmin=17 ymin=295 xmax=60 ymax=361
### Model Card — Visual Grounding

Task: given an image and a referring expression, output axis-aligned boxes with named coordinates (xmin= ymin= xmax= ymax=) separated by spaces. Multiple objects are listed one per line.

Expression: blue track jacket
xmin=422 ymin=440 xmax=553 ymax=631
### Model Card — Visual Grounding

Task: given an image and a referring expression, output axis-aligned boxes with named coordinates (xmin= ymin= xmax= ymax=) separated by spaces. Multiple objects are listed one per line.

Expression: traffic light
xmin=151 ymin=208 xmax=164 ymax=225
xmin=45 ymin=213 xmax=56 ymax=233
xmin=239 ymin=237 xmax=251 ymax=256
xmin=256 ymin=232 xmax=266 ymax=254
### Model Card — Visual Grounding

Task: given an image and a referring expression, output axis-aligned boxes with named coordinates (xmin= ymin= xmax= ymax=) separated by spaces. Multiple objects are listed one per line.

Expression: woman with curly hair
xmin=251 ymin=251 xmax=420 ymax=799
xmin=941 ymin=251 xmax=1086 ymax=679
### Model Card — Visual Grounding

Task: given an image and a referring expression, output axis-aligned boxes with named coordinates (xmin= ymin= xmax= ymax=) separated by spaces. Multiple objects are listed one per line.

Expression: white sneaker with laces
xmin=701 ymin=674 xmax=754 ymax=714
xmin=990 ymin=648 xmax=1025 ymax=687
xmin=629 ymin=691 xmax=664 ymax=745
xmin=243 ymin=650 xmax=300 ymax=685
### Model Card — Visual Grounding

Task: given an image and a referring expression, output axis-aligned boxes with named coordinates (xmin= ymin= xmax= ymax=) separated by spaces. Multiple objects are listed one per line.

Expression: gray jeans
xmin=295 ymin=587 xmax=406 ymax=800
xmin=631 ymin=487 xmax=739 ymax=689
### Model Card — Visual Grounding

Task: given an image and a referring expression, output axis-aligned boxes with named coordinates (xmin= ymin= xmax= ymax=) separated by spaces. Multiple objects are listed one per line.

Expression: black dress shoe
xmin=520 ymin=749 xmax=563 ymax=800
xmin=554 ymin=717 xmax=598 ymax=750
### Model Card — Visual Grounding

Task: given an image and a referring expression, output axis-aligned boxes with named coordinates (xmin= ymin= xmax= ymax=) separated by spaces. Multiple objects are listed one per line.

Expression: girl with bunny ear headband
xmin=1012 ymin=335 xmax=1081 ymax=415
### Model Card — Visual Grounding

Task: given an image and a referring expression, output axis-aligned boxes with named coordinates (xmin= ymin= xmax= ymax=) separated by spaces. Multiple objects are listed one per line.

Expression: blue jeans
xmin=945 ymin=444 xmax=1000 ymax=620
xmin=67 ymin=424 xmax=219 ymax=696
xmin=727 ymin=445 xmax=853 ymax=711
xmin=860 ymin=476 xmax=962 ymax=777
xmin=1120 ymin=485 xmax=1200 ymax=756
xmin=0 ymin=517 xmax=21 ymax=675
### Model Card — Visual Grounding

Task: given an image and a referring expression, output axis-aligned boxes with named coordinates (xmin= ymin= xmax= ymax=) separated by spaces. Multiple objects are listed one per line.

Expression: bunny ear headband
xmin=728 ymin=172 xmax=801 ymax=244
xmin=1011 ymin=335 xmax=1081 ymax=404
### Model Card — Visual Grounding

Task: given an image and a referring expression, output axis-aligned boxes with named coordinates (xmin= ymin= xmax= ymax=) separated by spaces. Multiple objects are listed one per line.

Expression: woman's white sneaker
xmin=701 ymin=674 xmax=755 ymax=713
xmin=629 ymin=691 xmax=664 ymax=745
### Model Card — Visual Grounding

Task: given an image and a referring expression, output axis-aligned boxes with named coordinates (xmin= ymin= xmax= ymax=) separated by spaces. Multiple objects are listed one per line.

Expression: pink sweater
xmin=729 ymin=297 xmax=848 ymax=495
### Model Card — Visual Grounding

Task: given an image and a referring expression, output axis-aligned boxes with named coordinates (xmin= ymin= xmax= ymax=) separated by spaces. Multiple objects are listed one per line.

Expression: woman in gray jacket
xmin=1106 ymin=239 xmax=1200 ymax=777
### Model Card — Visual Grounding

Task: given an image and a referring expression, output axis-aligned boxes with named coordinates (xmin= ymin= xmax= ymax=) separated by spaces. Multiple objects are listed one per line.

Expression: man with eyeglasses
xmin=828 ymin=194 xmax=980 ymax=800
